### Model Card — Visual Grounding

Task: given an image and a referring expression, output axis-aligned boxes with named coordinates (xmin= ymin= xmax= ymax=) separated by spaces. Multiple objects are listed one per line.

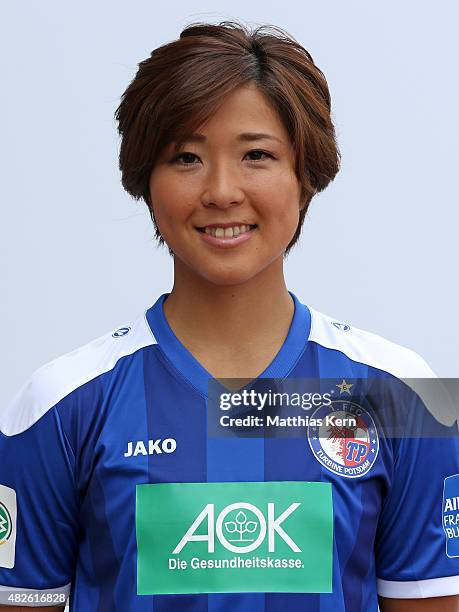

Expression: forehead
xmin=196 ymin=84 xmax=287 ymax=137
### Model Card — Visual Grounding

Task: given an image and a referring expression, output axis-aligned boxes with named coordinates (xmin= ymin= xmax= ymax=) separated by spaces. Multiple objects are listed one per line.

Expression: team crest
xmin=307 ymin=400 xmax=379 ymax=478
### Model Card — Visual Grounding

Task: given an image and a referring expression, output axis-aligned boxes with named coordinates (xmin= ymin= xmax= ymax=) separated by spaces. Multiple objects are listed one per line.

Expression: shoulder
xmin=307 ymin=305 xmax=458 ymax=426
xmin=307 ymin=304 xmax=436 ymax=378
xmin=1 ymin=309 xmax=156 ymax=436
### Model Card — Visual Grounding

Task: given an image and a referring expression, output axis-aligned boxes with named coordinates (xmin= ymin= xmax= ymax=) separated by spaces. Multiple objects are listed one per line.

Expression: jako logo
xmin=332 ymin=321 xmax=350 ymax=332
xmin=172 ymin=501 xmax=301 ymax=554
xmin=124 ymin=438 xmax=177 ymax=457
xmin=113 ymin=327 xmax=131 ymax=338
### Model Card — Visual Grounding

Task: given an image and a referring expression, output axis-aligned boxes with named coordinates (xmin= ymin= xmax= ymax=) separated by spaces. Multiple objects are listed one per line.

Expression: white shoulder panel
xmin=308 ymin=306 xmax=457 ymax=426
xmin=308 ymin=306 xmax=436 ymax=378
xmin=1 ymin=311 xmax=157 ymax=437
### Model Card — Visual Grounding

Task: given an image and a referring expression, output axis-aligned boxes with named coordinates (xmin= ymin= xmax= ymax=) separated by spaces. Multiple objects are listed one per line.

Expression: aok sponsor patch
xmin=135 ymin=481 xmax=333 ymax=595
xmin=443 ymin=474 xmax=459 ymax=557
xmin=307 ymin=400 xmax=379 ymax=478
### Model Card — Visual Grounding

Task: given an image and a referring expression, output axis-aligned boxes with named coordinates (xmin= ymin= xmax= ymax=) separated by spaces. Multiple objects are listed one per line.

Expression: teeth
xmin=204 ymin=224 xmax=253 ymax=238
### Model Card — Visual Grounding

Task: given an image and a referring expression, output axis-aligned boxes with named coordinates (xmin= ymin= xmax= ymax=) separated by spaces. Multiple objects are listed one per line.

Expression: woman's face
xmin=149 ymin=83 xmax=303 ymax=286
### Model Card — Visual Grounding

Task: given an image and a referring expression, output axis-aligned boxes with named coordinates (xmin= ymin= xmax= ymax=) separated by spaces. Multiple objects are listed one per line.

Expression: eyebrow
xmin=180 ymin=132 xmax=283 ymax=144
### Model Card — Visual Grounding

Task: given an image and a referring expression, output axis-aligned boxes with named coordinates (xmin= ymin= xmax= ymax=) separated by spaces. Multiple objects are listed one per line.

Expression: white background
xmin=1 ymin=0 xmax=458 ymax=412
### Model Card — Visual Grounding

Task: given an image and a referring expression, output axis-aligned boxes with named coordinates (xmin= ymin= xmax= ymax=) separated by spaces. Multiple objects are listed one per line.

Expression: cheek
xmin=261 ymin=189 xmax=301 ymax=228
xmin=153 ymin=202 xmax=191 ymax=236
xmin=277 ymin=207 xmax=301 ymax=243
xmin=255 ymin=170 xmax=301 ymax=221
xmin=149 ymin=175 xmax=192 ymax=229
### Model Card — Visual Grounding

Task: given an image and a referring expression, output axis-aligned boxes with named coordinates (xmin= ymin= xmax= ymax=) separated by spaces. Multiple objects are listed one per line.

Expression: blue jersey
xmin=1 ymin=290 xmax=459 ymax=610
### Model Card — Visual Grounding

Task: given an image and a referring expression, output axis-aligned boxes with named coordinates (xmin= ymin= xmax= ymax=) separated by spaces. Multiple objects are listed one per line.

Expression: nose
xmin=200 ymin=161 xmax=245 ymax=209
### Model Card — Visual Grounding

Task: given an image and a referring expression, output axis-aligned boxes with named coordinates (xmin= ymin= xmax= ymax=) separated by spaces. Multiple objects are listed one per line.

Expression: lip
xmin=195 ymin=225 xmax=257 ymax=249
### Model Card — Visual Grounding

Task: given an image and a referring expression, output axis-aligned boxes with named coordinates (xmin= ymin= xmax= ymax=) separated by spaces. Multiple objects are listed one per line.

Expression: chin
xmin=196 ymin=264 xmax=263 ymax=287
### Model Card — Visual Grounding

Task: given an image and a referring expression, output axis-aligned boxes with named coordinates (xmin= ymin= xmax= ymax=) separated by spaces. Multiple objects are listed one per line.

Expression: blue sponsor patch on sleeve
xmin=443 ymin=474 xmax=459 ymax=558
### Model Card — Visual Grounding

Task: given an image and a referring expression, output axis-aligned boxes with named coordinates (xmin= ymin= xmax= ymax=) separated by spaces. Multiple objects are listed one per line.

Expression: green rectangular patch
xmin=136 ymin=480 xmax=333 ymax=595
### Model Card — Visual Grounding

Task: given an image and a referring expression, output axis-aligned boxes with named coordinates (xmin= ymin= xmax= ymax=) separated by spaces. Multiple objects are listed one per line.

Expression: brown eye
xmin=245 ymin=150 xmax=275 ymax=162
xmin=172 ymin=152 xmax=199 ymax=165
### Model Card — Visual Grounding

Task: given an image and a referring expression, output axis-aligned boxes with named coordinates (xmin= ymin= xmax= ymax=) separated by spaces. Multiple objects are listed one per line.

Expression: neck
xmin=162 ymin=257 xmax=295 ymax=360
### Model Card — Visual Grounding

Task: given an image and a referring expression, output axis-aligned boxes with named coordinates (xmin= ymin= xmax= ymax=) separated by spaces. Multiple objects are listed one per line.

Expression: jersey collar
xmin=145 ymin=290 xmax=311 ymax=397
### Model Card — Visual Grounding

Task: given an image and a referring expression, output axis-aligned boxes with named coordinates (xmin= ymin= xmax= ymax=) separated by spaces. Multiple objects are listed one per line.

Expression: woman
xmin=1 ymin=20 xmax=458 ymax=612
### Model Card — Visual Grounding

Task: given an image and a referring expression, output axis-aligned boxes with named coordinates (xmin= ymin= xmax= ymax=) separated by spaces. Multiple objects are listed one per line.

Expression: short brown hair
xmin=114 ymin=20 xmax=340 ymax=256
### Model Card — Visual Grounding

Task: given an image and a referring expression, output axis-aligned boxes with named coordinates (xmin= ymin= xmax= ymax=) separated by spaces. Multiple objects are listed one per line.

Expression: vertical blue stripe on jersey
xmin=88 ymin=470 xmax=119 ymax=612
xmin=341 ymin=480 xmax=380 ymax=611
xmin=106 ymin=351 xmax=153 ymax=612
xmin=207 ymin=430 xmax=265 ymax=611
xmin=66 ymin=373 xmax=119 ymax=612
xmin=143 ymin=345 xmax=208 ymax=611
xmin=264 ymin=354 xmax=322 ymax=611
xmin=305 ymin=343 xmax=380 ymax=612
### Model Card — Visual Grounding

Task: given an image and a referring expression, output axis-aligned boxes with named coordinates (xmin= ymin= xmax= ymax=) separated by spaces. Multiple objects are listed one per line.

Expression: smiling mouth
xmin=195 ymin=224 xmax=257 ymax=237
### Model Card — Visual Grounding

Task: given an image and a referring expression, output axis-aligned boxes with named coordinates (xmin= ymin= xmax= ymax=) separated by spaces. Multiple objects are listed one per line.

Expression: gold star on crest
xmin=336 ymin=379 xmax=354 ymax=395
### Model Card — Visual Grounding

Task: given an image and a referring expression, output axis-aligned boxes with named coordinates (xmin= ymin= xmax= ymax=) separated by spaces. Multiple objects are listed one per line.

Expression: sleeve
xmin=375 ymin=377 xmax=459 ymax=599
xmin=0 ymin=369 xmax=79 ymax=608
